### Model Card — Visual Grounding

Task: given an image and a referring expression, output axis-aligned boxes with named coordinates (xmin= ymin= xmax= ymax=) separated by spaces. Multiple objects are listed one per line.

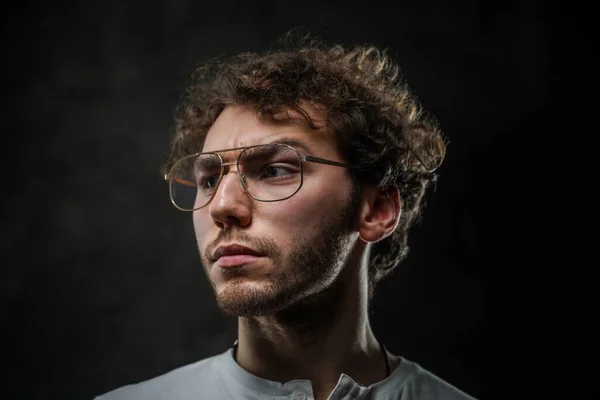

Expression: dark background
xmin=2 ymin=0 xmax=587 ymax=399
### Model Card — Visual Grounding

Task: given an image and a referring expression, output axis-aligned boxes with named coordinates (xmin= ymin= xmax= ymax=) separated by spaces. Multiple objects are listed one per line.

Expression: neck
xmin=233 ymin=247 xmax=392 ymax=397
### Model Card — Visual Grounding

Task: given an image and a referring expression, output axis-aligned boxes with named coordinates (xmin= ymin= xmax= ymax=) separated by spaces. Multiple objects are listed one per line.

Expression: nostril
xmin=227 ymin=215 xmax=241 ymax=224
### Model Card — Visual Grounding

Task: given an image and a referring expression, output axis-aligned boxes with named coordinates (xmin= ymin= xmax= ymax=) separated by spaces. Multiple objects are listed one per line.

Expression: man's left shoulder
xmin=393 ymin=358 xmax=478 ymax=400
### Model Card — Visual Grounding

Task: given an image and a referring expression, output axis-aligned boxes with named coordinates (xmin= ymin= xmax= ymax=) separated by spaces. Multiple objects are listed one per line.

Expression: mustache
xmin=203 ymin=230 xmax=279 ymax=262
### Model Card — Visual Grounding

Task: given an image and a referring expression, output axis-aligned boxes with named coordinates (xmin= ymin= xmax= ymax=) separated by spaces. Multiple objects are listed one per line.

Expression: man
xmin=95 ymin=35 xmax=477 ymax=399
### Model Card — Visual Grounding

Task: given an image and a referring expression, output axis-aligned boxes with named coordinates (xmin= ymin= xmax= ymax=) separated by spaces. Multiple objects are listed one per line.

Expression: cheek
xmin=193 ymin=210 xmax=211 ymax=247
xmin=261 ymin=177 xmax=351 ymax=236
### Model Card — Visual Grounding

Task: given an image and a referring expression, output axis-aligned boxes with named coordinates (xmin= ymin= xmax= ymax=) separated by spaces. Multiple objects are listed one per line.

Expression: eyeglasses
xmin=164 ymin=143 xmax=349 ymax=211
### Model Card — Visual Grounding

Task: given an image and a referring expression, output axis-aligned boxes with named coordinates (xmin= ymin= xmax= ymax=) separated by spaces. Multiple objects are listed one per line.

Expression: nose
xmin=208 ymin=165 xmax=252 ymax=228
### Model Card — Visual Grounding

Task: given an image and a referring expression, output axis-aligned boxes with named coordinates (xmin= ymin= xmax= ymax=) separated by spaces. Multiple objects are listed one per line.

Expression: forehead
xmin=202 ymin=106 xmax=335 ymax=154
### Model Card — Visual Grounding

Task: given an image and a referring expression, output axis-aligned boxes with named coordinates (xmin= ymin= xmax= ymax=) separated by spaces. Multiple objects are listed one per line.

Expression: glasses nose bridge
xmin=220 ymin=160 xmax=238 ymax=168
xmin=218 ymin=159 xmax=247 ymax=193
xmin=220 ymin=160 xmax=242 ymax=176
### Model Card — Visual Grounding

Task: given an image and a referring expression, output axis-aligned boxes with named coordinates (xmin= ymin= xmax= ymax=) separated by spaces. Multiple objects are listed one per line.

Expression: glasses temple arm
xmin=302 ymin=155 xmax=349 ymax=168
xmin=167 ymin=176 xmax=197 ymax=188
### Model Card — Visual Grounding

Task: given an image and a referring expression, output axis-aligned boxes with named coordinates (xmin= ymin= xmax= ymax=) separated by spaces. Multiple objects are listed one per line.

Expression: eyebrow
xmin=194 ymin=155 xmax=221 ymax=170
xmin=201 ymin=137 xmax=315 ymax=156
xmin=261 ymin=137 xmax=314 ymax=154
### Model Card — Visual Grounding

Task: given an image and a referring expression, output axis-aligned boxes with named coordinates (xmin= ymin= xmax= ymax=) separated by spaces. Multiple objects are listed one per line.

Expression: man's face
xmin=194 ymin=106 xmax=359 ymax=316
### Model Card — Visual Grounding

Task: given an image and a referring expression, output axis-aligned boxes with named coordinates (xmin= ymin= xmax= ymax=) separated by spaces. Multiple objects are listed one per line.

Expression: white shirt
xmin=94 ymin=346 xmax=477 ymax=400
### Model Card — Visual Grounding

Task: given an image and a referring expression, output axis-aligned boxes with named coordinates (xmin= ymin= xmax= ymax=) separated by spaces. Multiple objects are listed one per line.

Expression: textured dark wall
xmin=3 ymin=1 xmax=581 ymax=399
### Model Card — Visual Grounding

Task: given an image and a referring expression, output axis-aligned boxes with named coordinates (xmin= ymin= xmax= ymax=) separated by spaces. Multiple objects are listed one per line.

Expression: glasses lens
xmin=239 ymin=144 xmax=302 ymax=201
xmin=170 ymin=153 xmax=222 ymax=210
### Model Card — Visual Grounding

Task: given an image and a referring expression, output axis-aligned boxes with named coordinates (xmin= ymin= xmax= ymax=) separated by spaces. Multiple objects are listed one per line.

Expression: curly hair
xmin=165 ymin=34 xmax=447 ymax=299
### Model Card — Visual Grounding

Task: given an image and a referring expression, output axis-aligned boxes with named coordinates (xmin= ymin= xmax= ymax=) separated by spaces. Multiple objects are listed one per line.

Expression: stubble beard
xmin=201 ymin=195 xmax=359 ymax=317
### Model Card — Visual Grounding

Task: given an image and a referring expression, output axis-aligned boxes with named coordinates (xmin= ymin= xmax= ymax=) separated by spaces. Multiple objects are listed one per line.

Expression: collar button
xmin=294 ymin=391 xmax=306 ymax=400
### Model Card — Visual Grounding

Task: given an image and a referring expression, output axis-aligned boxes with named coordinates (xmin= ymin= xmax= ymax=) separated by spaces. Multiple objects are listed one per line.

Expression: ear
xmin=358 ymin=186 xmax=402 ymax=243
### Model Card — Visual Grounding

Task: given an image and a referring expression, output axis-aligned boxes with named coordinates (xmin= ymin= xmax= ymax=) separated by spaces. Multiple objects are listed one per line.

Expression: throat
xmin=233 ymin=338 xmax=391 ymax=378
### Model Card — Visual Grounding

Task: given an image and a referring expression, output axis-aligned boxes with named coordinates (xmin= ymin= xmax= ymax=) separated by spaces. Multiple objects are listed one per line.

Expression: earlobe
xmin=358 ymin=186 xmax=402 ymax=243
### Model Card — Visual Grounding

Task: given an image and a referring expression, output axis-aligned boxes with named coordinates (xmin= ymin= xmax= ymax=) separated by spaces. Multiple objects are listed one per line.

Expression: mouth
xmin=212 ymin=244 xmax=264 ymax=268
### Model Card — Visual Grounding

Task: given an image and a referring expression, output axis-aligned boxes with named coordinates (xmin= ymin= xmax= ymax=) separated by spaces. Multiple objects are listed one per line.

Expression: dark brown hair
xmin=165 ymin=34 xmax=447 ymax=298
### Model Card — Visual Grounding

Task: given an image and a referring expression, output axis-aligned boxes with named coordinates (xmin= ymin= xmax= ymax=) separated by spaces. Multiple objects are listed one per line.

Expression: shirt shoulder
xmin=394 ymin=359 xmax=478 ymax=400
xmin=93 ymin=352 xmax=227 ymax=400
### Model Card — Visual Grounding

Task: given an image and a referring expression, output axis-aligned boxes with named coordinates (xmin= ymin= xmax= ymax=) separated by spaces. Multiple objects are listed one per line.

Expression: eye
xmin=262 ymin=165 xmax=296 ymax=179
xmin=198 ymin=175 xmax=220 ymax=190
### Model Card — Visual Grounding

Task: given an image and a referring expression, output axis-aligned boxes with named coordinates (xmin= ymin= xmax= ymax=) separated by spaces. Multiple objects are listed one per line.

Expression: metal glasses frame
xmin=164 ymin=143 xmax=349 ymax=211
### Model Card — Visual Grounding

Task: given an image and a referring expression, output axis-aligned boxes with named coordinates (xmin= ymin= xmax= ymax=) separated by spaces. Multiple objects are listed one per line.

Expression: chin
xmin=214 ymin=279 xmax=295 ymax=317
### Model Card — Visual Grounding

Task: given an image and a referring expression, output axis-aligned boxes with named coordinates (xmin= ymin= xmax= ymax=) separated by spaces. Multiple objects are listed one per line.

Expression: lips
xmin=212 ymin=244 xmax=263 ymax=267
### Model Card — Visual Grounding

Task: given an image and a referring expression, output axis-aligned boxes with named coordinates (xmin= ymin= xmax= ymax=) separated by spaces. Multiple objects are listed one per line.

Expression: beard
xmin=200 ymin=193 xmax=359 ymax=317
